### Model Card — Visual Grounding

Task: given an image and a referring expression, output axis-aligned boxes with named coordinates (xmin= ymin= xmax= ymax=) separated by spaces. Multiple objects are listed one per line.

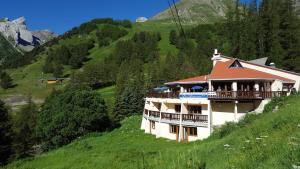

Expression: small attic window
xmin=229 ymin=60 xmax=243 ymax=68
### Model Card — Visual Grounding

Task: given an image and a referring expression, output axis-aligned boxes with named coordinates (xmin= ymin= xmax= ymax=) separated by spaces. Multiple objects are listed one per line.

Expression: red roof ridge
xmin=222 ymin=55 xmax=300 ymax=76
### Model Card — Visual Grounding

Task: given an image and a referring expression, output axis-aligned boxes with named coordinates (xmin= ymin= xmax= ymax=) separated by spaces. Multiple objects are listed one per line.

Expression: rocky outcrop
xmin=0 ymin=17 xmax=56 ymax=52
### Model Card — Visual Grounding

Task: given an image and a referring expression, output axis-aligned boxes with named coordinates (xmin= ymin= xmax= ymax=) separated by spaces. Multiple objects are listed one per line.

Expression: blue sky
xmin=1 ymin=0 xmax=251 ymax=34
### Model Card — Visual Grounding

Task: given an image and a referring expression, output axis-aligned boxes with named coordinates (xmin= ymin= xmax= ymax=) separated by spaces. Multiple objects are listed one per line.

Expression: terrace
xmin=144 ymin=110 xmax=208 ymax=127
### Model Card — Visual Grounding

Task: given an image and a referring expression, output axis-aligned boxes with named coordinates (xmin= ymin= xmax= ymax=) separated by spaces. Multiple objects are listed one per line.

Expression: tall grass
xmin=3 ymin=94 xmax=300 ymax=169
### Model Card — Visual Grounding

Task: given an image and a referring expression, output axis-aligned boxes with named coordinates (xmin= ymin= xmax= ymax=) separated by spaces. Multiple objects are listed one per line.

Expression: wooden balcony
xmin=149 ymin=111 xmax=160 ymax=118
xmin=161 ymin=112 xmax=180 ymax=121
xmin=208 ymin=91 xmax=287 ymax=100
xmin=182 ymin=114 xmax=208 ymax=122
xmin=144 ymin=110 xmax=208 ymax=126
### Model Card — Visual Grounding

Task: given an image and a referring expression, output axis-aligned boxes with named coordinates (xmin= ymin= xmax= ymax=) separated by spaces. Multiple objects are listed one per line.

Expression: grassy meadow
xmin=3 ymin=94 xmax=300 ymax=169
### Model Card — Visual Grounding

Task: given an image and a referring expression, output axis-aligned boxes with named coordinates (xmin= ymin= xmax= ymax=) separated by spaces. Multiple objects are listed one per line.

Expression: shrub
xmin=36 ymin=85 xmax=111 ymax=150
xmin=263 ymin=96 xmax=287 ymax=113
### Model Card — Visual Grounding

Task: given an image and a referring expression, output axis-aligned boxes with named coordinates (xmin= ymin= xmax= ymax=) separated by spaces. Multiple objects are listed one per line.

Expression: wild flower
xmin=260 ymin=135 xmax=268 ymax=138
xmin=291 ymin=136 xmax=298 ymax=140
xmin=224 ymin=144 xmax=230 ymax=148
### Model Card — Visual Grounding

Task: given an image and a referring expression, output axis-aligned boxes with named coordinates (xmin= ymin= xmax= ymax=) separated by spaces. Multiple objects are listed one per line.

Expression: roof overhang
xmin=209 ymin=78 xmax=295 ymax=83
xmin=165 ymin=81 xmax=208 ymax=85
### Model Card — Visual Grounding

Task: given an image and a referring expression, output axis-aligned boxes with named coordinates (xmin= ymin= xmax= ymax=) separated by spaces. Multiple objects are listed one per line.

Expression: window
xmin=169 ymin=125 xmax=178 ymax=134
xmin=189 ymin=127 xmax=197 ymax=136
xmin=175 ymin=105 xmax=181 ymax=113
xmin=151 ymin=121 xmax=155 ymax=129
xmin=229 ymin=60 xmax=243 ymax=68
xmin=188 ymin=106 xmax=202 ymax=114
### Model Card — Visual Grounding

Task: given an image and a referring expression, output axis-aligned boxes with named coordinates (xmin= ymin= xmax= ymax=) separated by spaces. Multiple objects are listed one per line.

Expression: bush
xmin=36 ymin=85 xmax=111 ymax=150
xmin=263 ymin=96 xmax=287 ymax=113
xmin=211 ymin=122 xmax=237 ymax=139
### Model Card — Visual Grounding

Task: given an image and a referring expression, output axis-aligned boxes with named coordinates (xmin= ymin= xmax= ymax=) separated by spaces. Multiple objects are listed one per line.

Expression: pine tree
xmin=260 ymin=0 xmax=284 ymax=66
xmin=13 ymin=97 xmax=38 ymax=158
xmin=53 ymin=62 xmax=64 ymax=78
xmin=278 ymin=0 xmax=300 ymax=71
xmin=0 ymin=100 xmax=13 ymax=165
xmin=169 ymin=30 xmax=178 ymax=45
xmin=0 ymin=71 xmax=13 ymax=89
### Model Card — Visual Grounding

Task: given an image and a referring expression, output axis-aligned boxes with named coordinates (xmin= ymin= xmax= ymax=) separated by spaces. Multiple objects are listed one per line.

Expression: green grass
xmin=97 ymin=86 xmax=116 ymax=115
xmin=4 ymin=95 xmax=300 ymax=169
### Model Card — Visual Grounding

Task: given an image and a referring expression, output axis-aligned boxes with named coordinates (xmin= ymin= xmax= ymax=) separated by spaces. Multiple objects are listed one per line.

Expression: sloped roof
xmin=248 ymin=57 xmax=268 ymax=66
xmin=210 ymin=60 xmax=295 ymax=83
xmin=165 ymin=75 xmax=209 ymax=85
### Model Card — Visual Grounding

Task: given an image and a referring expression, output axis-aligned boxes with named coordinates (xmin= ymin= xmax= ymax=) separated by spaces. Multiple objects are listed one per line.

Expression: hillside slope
xmin=0 ymin=22 xmax=177 ymax=110
xmin=4 ymin=94 xmax=300 ymax=169
xmin=152 ymin=0 xmax=233 ymax=24
xmin=0 ymin=34 xmax=21 ymax=65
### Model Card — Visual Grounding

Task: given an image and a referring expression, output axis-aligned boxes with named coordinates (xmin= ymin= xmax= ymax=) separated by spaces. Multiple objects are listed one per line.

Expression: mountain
xmin=0 ymin=17 xmax=56 ymax=52
xmin=151 ymin=0 xmax=233 ymax=24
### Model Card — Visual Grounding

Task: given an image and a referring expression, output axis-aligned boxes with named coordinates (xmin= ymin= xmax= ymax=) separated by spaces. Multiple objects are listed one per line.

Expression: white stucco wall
xmin=188 ymin=127 xmax=210 ymax=141
xmin=156 ymin=122 xmax=177 ymax=140
xmin=241 ymin=61 xmax=300 ymax=91
xmin=271 ymin=80 xmax=283 ymax=91
xmin=211 ymin=102 xmax=253 ymax=126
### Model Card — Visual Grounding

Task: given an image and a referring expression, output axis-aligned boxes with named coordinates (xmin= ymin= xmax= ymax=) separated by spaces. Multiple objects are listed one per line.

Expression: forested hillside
xmin=0 ymin=34 xmax=21 ymax=67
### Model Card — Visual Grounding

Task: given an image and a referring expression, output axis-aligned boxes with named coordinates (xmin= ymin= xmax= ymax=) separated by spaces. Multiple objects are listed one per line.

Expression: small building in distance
xmin=136 ymin=17 xmax=148 ymax=23
xmin=46 ymin=77 xmax=66 ymax=84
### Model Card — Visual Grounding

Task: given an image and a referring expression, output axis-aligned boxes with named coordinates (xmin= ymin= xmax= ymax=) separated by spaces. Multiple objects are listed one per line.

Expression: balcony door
xmin=188 ymin=105 xmax=202 ymax=114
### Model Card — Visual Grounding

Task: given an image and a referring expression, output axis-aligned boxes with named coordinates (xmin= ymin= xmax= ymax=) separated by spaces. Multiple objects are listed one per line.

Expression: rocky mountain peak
xmin=0 ymin=16 xmax=56 ymax=52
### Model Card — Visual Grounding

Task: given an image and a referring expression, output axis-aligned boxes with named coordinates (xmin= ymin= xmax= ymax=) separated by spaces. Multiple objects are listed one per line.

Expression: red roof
xmin=210 ymin=60 xmax=295 ymax=82
xmin=165 ymin=75 xmax=209 ymax=85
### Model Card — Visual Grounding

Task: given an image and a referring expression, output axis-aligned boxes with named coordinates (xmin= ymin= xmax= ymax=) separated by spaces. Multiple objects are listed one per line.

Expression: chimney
xmin=269 ymin=62 xmax=276 ymax=68
xmin=212 ymin=49 xmax=222 ymax=66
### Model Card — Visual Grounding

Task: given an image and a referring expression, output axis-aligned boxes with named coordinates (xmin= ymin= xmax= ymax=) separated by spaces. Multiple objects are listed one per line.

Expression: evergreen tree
xmin=53 ymin=62 xmax=64 ymax=78
xmin=13 ymin=97 xmax=38 ymax=158
xmin=169 ymin=30 xmax=178 ymax=45
xmin=114 ymin=59 xmax=144 ymax=121
xmin=260 ymin=0 xmax=284 ymax=65
xmin=0 ymin=71 xmax=13 ymax=89
xmin=0 ymin=100 xmax=13 ymax=165
xmin=278 ymin=0 xmax=300 ymax=71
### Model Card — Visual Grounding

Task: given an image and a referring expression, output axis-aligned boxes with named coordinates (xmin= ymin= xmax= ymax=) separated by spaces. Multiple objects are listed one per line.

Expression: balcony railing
xmin=144 ymin=110 xmax=208 ymax=124
xmin=161 ymin=112 xmax=180 ymax=121
xmin=182 ymin=114 xmax=208 ymax=122
xmin=149 ymin=111 xmax=160 ymax=118
xmin=146 ymin=91 xmax=287 ymax=100
xmin=146 ymin=92 xmax=179 ymax=98
xmin=209 ymin=91 xmax=287 ymax=100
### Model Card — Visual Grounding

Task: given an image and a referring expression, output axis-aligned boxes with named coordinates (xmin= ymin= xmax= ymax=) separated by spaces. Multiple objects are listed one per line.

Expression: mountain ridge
xmin=0 ymin=17 xmax=56 ymax=52
xmin=151 ymin=0 xmax=233 ymax=24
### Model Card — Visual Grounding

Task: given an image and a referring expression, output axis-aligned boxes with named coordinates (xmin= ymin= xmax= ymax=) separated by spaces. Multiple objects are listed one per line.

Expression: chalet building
xmin=141 ymin=49 xmax=300 ymax=142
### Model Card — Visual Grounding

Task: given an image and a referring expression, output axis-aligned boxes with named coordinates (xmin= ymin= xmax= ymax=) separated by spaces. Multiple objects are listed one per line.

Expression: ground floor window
xmin=169 ymin=125 xmax=178 ymax=133
xmin=150 ymin=121 xmax=155 ymax=129
xmin=189 ymin=127 xmax=197 ymax=136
